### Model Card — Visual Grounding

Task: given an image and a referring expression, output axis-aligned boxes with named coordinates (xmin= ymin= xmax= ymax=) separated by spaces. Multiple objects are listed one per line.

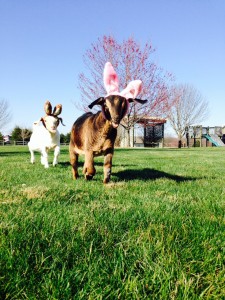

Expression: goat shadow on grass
xmin=0 ymin=151 xmax=28 ymax=157
xmin=58 ymin=161 xmax=104 ymax=168
xmin=58 ymin=161 xmax=72 ymax=167
xmin=115 ymin=168 xmax=198 ymax=183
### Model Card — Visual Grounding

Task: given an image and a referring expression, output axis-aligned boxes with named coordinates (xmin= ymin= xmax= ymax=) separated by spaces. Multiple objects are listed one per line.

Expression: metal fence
xmin=0 ymin=141 xmax=69 ymax=146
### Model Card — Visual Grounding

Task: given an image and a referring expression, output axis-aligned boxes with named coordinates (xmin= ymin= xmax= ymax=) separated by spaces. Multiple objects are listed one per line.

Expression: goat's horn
xmin=58 ymin=117 xmax=65 ymax=126
xmin=53 ymin=104 xmax=62 ymax=116
xmin=44 ymin=101 xmax=52 ymax=115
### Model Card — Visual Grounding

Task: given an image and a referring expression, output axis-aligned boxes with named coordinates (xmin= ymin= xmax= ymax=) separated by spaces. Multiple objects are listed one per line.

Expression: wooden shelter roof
xmin=137 ymin=117 xmax=167 ymax=125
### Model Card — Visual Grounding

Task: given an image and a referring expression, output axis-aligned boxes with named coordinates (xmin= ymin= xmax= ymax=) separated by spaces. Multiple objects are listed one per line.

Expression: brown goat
xmin=69 ymin=95 xmax=147 ymax=183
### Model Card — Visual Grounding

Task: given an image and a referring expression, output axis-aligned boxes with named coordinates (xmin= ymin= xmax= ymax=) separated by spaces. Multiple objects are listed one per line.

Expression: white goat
xmin=28 ymin=101 xmax=64 ymax=168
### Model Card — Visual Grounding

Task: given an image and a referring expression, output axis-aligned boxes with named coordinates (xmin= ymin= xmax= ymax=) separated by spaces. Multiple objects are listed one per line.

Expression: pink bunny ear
xmin=120 ymin=80 xmax=142 ymax=99
xmin=103 ymin=62 xmax=119 ymax=95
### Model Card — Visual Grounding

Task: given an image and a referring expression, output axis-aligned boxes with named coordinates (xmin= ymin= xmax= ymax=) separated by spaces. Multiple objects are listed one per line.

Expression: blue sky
xmin=0 ymin=0 xmax=225 ymax=135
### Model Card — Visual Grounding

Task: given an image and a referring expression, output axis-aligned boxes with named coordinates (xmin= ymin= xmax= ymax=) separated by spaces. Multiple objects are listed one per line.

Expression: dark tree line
xmin=60 ymin=133 xmax=71 ymax=144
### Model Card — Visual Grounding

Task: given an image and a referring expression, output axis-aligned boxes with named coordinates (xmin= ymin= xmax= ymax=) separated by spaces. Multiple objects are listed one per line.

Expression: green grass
xmin=1 ymin=146 xmax=225 ymax=299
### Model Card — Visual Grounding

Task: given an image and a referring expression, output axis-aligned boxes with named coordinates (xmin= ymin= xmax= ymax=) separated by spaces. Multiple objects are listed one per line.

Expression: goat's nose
xmin=112 ymin=116 xmax=120 ymax=124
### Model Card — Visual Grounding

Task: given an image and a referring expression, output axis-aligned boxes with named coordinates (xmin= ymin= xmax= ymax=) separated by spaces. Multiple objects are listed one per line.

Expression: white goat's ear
xmin=128 ymin=98 xmax=148 ymax=104
xmin=53 ymin=104 xmax=62 ymax=116
xmin=33 ymin=119 xmax=41 ymax=126
xmin=40 ymin=117 xmax=47 ymax=128
xmin=44 ymin=101 xmax=52 ymax=115
xmin=88 ymin=97 xmax=105 ymax=109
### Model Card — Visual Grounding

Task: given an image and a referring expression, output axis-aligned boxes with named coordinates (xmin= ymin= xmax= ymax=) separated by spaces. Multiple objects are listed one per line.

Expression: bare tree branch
xmin=0 ymin=99 xmax=12 ymax=131
xmin=167 ymin=84 xmax=209 ymax=146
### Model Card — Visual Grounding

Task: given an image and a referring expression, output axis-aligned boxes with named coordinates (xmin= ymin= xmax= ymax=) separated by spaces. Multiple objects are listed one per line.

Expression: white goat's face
xmin=43 ymin=115 xmax=59 ymax=133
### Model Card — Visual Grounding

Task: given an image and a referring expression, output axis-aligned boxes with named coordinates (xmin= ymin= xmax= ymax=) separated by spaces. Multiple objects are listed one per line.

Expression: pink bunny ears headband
xmin=88 ymin=62 xmax=147 ymax=111
xmin=103 ymin=62 xmax=143 ymax=99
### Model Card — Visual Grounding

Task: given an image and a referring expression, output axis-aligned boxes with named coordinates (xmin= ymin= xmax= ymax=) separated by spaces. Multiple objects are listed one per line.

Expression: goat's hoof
xmin=103 ymin=179 xmax=110 ymax=184
xmin=85 ymin=174 xmax=93 ymax=180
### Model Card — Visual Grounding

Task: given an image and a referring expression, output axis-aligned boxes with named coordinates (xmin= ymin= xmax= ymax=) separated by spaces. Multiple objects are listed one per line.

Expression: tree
xmin=0 ymin=99 xmax=12 ymax=131
xmin=11 ymin=126 xmax=32 ymax=144
xmin=11 ymin=126 xmax=22 ymax=141
xmin=20 ymin=128 xmax=32 ymax=144
xmin=60 ymin=133 xmax=71 ymax=144
xmin=78 ymin=35 xmax=174 ymax=146
xmin=60 ymin=133 xmax=66 ymax=144
xmin=65 ymin=133 xmax=71 ymax=143
xmin=167 ymin=84 xmax=209 ymax=148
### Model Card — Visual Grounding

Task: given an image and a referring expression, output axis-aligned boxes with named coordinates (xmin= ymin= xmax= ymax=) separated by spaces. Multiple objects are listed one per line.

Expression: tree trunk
xmin=178 ymin=140 xmax=182 ymax=148
xmin=186 ymin=133 xmax=189 ymax=148
xmin=126 ymin=129 xmax=131 ymax=147
xmin=132 ymin=125 xmax=135 ymax=147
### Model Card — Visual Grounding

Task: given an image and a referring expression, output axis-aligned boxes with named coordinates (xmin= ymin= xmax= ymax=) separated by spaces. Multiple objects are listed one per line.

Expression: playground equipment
xmin=187 ymin=126 xmax=225 ymax=147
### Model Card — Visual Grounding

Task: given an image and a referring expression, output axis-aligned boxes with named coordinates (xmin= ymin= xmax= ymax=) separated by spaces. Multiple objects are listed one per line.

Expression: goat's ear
xmin=40 ymin=117 xmax=46 ymax=128
xmin=33 ymin=119 xmax=42 ymax=126
xmin=53 ymin=104 xmax=62 ymax=116
xmin=128 ymin=98 xmax=148 ymax=104
xmin=44 ymin=101 xmax=52 ymax=115
xmin=88 ymin=97 xmax=105 ymax=109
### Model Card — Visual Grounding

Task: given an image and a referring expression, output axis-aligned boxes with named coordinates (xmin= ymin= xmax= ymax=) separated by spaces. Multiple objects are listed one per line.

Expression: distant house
xmin=3 ymin=135 xmax=11 ymax=144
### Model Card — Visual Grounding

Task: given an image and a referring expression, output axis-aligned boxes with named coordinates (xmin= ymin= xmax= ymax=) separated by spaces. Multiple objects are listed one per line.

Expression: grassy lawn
xmin=1 ymin=146 xmax=225 ymax=299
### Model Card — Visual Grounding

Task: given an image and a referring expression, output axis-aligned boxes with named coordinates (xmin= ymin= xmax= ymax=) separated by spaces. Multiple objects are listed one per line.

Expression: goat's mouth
xmin=111 ymin=122 xmax=119 ymax=128
xmin=111 ymin=117 xmax=120 ymax=128
xmin=50 ymin=126 xmax=57 ymax=132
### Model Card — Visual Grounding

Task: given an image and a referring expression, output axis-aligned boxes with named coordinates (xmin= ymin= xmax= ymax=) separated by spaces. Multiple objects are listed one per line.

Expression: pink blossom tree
xmin=78 ymin=35 xmax=174 ymax=146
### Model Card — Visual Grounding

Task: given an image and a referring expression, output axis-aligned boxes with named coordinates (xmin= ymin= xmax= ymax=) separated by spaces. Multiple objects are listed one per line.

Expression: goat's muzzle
xmin=111 ymin=116 xmax=120 ymax=128
xmin=49 ymin=126 xmax=57 ymax=133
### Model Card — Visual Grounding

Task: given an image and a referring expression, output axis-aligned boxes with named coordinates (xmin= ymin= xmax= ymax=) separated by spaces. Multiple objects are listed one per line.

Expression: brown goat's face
xmin=103 ymin=95 xmax=129 ymax=128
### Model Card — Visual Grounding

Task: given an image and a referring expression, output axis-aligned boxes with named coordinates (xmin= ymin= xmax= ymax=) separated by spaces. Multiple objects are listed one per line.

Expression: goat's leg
xmin=83 ymin=152 xmax=96 ymax=180
xmin=103 ymin=152 xmax=113 ymax=184
xmin=53 ymin=146 xmax=60 ymax=166
xmin=70 ymin=148 xmax=79 ymax=179
xmin=28 ymin=143 xmax=35 ymax=164
xmin=30 ymin=149 xmax=35 ymax=164
xmin=41 ymin=148 xmax=49 ymax=168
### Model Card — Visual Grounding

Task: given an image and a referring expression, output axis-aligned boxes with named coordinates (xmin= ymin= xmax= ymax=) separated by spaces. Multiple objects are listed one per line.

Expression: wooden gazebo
xmin=137 ymin=117 xmax=167 ymax=147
